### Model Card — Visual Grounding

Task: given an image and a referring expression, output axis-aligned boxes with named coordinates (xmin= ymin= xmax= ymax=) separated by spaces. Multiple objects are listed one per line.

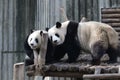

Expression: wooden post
xmin=33 ymin=32 xmax=48 ymax=80
xmin=117 ymin=65 xmax=120 ymax=74
xmin=13 ymin=62 xmax=24 ymax=80
xmin=80 ymin=17 xmax=87 ymax=22
xmin=94 ymin=67 xmax=101 ymax=80
xmin=37 ymin=32 xmax=48 ymax=74
xmin=60 ymin=8 xmax=68 ymax=21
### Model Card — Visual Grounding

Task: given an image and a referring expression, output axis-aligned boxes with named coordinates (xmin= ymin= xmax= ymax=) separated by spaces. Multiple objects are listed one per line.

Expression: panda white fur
xmin=48 ymin=21 xmax=120 ymax=64
xmin=24 ymin=30 xmax=52 ymax=66
xmin=24 ymin=30 xmax=67 ymax=66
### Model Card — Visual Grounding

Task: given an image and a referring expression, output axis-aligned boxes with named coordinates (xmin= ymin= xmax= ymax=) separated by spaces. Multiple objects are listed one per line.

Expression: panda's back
xmin=77 ymin=21 xmax=119 ymax=52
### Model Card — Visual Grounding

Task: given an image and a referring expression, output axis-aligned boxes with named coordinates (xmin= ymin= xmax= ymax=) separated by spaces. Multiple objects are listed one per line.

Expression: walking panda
xmin=48 ymin=21 xmax=120 ymax=65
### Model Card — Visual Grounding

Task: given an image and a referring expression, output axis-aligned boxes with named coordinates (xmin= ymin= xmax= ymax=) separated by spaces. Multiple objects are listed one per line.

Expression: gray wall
xmin=0 ymin=0 xmax=120 ymax=80
xmin=0 ymin=0 xmax=36 ymax=80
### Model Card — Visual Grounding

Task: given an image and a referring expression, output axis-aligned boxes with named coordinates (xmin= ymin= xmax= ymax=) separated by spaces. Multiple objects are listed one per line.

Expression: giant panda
xmin=24 ymin=30 xmax=67 ymax=66
xmin=48 ymin=21 xmax=120 ymax=65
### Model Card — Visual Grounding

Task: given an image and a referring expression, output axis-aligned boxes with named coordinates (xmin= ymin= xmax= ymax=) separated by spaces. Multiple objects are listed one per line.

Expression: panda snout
xmin=52 ymin=35 xmax=60 ymax=44
xmin=53 ymin=40 xmax=57 ymax=43
xmin=30 ymin=43 xmax=34 ymax=46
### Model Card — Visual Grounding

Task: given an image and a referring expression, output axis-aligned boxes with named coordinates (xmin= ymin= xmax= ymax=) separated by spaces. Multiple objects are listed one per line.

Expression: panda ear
xmin=56 ymin=22 xmax=61 ymax=28
xmin=30 ymin=29 xmax=35 ymax=33
xmin=40 ymin=31 xmax=43 ymax=36
xmin=45 ymin=27 xmax=50 ymax=31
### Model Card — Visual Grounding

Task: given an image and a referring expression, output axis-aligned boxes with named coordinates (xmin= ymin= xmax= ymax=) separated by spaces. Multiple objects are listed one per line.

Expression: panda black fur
xmin=48 ymin=21 xmax=120 ymax=65
xmin=48 ymin=21 xmax=81 ymax=63
xmin=24 ymin=35 xmax=34 ymax=66
xmin=24 ymin=30 xmax=66 ymax=66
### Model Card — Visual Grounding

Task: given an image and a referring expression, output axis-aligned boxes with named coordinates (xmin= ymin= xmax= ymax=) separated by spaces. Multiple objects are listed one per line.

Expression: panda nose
xmin=54 ymin=40 xmax=57 ymax=43
xmin=30 ymin=43 xmax=34 ymax=46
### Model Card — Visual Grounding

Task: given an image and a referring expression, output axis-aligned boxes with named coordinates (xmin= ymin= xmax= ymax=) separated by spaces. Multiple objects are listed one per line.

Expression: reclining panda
xmin=48 ymin=21 xmax=120 ymax=65
xmin=24 ymin=30 xmax=68 ymax=66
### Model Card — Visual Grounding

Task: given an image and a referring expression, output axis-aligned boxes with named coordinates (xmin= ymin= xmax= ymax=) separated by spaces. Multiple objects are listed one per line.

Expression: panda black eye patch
xmin=30 ymin=38 xmax=32 ymax=41
xmin=55 ymin=33 xmax=59 ymax=37
xmin=35 ymin=38 xmax=38 ymax=43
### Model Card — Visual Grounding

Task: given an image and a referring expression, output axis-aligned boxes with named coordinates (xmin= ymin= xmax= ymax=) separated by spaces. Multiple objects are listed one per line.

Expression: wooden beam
xmin=13 ymin=62 xmax=24 ymax=80
xmin=101 ymin=8 xmax=120 ymax=14
xmin=60 ymin=8 xmax=68 ymax=21
xmin=102 ymin=19 xmax=120 ymax=23
xmin=107 ymin=23 xmax=120 ymax=27
xmin=80 ymin=17 xmax=87 ymax=22
xmin=43 ymin=72 xmax=83 ymax=77
xmin=83 ymin=66 xmax=120 ymax=79
xmin=102 ymin=14 xmax=120 ymax=18
xmin=83 ymin=73 xmax=120 ymax=79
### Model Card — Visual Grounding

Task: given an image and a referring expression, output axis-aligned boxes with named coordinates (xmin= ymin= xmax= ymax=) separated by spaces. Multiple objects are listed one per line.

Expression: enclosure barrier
xmin=101 ymin=8 xmax=120 ymax=41
xmin=83 ymin=66 xmax=120 ymax=79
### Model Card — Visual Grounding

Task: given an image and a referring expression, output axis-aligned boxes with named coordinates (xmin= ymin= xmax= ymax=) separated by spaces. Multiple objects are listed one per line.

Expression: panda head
xmin=48 ymin=21 xmax=69 ymax=45
xmin=27 ymin=30 xmax=44 ymax=50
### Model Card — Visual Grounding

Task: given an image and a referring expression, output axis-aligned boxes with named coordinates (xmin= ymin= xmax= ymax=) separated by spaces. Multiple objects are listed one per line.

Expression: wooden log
xmin=101 ymin=8 xmax=120 ymax=14
xmin=83 ymin=65 xmax=120 ymax=79
xmin=68 ymin=66 xmax=79 ymax=72
xmin=61 ymin=65 xmax=69 ymax=71
xmin=44 ymin=72 xmax=83 ymax=77
xmin=102 ymin=14 xmax=120 ymax=18
xmin=102 ymin=18 xmax=120 ymax=23
xmin=42 ymin=64 xmax=120 ymax=73
xmin=83 ymin=73 xmax=120 ymax=79
xmin=26 ymin=64 xmax=36 ymax=71
xmin=107 ymin=23 xmax=120 ymax=27
xmin=26 ymin=71 xmax=35 ymax=77
xmin=112 ymin=28 xmax=120 ymax=32
xmin=49 ymin=64 xmax=57 ymax=71
xmin=26 ymin=62 xmax=120 ymax=78
xmin=13 ymin=62 xmax=24 ymax=80
xmin=41 ymin=65 xmax=50 ymax=72
xmin=57 ymin=66 xmax=63 ymax=71
xmin=25 ymin=65 xmax=36 ymax=77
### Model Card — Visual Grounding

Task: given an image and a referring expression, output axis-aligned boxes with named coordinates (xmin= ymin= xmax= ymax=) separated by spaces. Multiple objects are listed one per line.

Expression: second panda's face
xmin=48 ymin=21 xmax=69 ymax=45
xmin=27 ymin=30 xmax=43 ymax=49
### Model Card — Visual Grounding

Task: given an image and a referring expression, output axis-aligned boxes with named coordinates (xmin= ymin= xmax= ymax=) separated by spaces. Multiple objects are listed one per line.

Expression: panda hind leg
xmin=91 ymin=41 xmax=107 ymax=65
xmin=107 ymin=47 xmax=118 ymax=63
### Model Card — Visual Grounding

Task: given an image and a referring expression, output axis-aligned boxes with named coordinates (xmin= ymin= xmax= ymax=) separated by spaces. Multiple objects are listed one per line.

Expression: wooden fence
xmin=0 ymin=0 xmax=120 ymax=80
